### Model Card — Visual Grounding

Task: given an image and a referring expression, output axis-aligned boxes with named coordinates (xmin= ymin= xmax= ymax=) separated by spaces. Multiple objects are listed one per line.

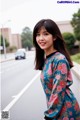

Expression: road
xmin=0 ymin=51 xmax=80 ymax=120
xmin=1 ymin=51 xmax=46 ymax=120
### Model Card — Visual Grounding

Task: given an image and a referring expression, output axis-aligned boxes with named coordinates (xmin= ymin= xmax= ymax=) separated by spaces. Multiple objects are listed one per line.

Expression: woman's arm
xmin=44 ymin=59 xmax=69 ymax=119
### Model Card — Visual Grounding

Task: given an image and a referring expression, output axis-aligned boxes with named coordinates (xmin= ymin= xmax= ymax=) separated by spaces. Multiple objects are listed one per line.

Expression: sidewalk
xmin=0 ymin=53 xmax=15 ymax=63
xmin=0 ymin=58 xmax=14 ymax=63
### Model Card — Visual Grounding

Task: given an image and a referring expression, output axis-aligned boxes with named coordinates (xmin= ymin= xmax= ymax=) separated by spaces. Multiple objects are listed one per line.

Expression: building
xmin=0 ymin=28 xmax=22 ymax=52
xmin=11 ymin=34 xmax=22 ymax=49
xmin=56 ymin=20 xmax=73 ymax=33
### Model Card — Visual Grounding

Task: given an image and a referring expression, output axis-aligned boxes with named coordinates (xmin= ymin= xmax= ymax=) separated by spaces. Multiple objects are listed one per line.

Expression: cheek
xmin=48 ymin=39 xmax=53 ymax=45
xmin=36 ymin=37 xmax=38 ymax=43
xmin=36 ymin=40 xmax=39 ymax=45
xmin=36 ymin=38 xmax=40 ymax=46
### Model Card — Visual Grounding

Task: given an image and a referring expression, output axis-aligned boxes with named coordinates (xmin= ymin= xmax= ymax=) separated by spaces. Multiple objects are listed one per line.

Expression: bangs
xmin=34 ymin=19 xmax=55 ymax=35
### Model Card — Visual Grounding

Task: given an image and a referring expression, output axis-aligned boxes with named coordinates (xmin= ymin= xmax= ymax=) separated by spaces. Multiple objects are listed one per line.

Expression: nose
xmin=39 ymin=35 xmax=44 ymax=40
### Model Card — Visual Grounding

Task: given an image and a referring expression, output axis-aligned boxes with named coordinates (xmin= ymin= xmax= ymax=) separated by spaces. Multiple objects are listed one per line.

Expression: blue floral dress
xmin=40 ymin=52 xmax=80 ymax=120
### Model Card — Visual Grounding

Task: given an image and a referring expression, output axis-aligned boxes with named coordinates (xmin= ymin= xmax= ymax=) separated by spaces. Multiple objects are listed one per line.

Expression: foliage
xmin=62 ymin=32 xmax=76 ymax=51
xmin=9 ymin=46 xmax=17 ymax=52
xmin=0 ymin=34 xmax=9 ymax=48
xmin=71 ymin=53 xmax=80 ymax=64
xmin=21 ymin=27 xmax=33 ymax=50
xmin=71 ymin=8 xmax=80 ymax=41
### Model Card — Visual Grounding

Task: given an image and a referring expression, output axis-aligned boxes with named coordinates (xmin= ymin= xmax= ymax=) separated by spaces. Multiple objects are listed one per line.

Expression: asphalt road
xmin=1 ymin=52 xmax=46 ymax=120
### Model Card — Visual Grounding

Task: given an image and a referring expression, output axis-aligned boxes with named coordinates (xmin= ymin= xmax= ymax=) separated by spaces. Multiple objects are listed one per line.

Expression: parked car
xmin=15 ymin=49 xmax=26 ymax=60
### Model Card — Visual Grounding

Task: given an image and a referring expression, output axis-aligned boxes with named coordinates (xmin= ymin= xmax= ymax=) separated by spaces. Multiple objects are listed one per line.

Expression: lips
xmin=39 ymin=42 xmax=46 ymax=46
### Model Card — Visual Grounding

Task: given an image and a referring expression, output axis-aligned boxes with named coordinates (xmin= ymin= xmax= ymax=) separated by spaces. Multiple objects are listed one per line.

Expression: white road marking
xmin=12 ymin=96 xmax=17 ymax=98
xmin=0 ymin=71 xmax=41 ymax=119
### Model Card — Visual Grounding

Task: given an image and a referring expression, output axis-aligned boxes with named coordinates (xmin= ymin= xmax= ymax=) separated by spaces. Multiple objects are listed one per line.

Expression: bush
xmin=62 ymin=32 xmax=76 ymax=52
xmin=9 ymin=46 xmax=17 ymax=52
xmin=71 ymin=53 xmax=80 ymax=64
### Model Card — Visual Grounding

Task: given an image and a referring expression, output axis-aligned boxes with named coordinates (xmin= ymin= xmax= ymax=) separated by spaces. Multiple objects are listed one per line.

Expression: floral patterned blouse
xmin=40 ymin=52 xmax=80 ymax=120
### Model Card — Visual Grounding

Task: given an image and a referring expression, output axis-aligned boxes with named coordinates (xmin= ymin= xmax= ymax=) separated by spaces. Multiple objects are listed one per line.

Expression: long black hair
xmin=33 ymin=19 xmax=73 ymax=70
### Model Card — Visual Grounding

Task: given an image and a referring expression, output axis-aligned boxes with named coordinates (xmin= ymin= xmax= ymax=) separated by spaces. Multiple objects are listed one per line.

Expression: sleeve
xmin=44 ymin=59 xmax=69 ymax=119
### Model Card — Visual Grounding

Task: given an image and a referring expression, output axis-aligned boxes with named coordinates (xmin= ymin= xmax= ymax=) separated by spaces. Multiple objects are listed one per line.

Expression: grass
xmin=71 ymin=53 xmax=80 ymax=64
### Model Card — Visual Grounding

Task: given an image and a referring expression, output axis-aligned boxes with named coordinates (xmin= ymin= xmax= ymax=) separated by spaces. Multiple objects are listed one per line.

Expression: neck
xmin=45 ymin=48 xmax=57 ymax=56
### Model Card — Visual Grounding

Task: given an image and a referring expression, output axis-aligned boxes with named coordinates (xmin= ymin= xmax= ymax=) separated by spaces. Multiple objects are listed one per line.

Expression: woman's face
xmin=36 ymin=27 xmax=55 ymax=55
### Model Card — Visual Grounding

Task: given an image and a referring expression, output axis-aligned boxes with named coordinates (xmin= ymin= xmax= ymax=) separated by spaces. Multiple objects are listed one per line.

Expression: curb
xmin=0 ymin=58 xmax=14 ymax=63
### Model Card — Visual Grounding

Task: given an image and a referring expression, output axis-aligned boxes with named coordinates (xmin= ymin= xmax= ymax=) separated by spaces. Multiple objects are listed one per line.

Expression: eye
xmin=44 ymin=33 xmax=48 ymax=35
xmin=44 ymin=32 xmax=49 ymax=35
xmin=36 ymin=33 xmax=40 ymax=36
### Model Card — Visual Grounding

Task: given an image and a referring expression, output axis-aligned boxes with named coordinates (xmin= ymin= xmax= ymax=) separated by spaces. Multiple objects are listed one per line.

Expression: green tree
xmin=0 ymin=34 xmax=9 ymax=48
xmin=71 ymin=8 xmax=80 ymax=51
xmin=21 ymin=27 xmax=33 ymax=50
xmin=62 ymin=32 xmax=76 ymax=52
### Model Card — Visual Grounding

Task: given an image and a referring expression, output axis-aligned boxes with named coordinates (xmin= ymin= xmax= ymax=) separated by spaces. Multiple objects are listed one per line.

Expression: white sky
xmin=0 ymin=0 xmax=80 ymax=34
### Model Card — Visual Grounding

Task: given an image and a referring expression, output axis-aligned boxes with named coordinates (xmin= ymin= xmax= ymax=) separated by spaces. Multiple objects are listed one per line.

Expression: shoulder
xmin=54 ymin=52 xmax=65 ymax=59
xmin=51 ymin=52 xmax=66 ymax=61
xmin=52 ymin=52 xmax=70 ymax=68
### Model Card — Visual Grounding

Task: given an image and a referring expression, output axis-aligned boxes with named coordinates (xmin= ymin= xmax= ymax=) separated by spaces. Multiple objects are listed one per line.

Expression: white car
xmin=15 ymin=49 xmax=26 ymax=60
xmin=17 ymin=48 xmax=26 ymax=52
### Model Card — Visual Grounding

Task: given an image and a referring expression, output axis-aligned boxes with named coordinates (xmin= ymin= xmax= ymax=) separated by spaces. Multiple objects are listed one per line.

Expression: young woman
xmin=33 ymin=19 xmax=80 ymax=120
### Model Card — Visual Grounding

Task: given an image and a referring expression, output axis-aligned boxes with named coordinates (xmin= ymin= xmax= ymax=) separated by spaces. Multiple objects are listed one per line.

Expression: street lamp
xmin=1 ymin=20 xmax=11 ymax=59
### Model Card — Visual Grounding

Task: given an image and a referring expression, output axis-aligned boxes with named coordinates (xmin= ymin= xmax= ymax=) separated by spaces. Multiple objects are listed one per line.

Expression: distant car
xmin=17 ymin=48 xmax=26 ymax=53
xmin=15 ymin=50 xmax=26 ymax=60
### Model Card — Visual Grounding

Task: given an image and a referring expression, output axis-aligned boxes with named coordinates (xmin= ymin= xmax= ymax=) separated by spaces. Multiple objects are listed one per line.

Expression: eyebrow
xmin=37 ymin=30 xmax=48 ymax=33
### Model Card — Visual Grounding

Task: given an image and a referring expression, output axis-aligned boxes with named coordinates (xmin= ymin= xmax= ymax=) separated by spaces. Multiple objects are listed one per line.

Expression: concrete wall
xmin=11 ymin=34 xmax=22 ymax=49
xmin=57 ymin=20 xmax=73 ymax=33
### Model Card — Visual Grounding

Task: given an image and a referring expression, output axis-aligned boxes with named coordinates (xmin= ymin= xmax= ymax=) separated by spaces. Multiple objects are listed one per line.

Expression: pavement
xmin=0 ymin=58 xmax=14 ymax=63
xmin=0 ymin=53 xmax=15 ymax=63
